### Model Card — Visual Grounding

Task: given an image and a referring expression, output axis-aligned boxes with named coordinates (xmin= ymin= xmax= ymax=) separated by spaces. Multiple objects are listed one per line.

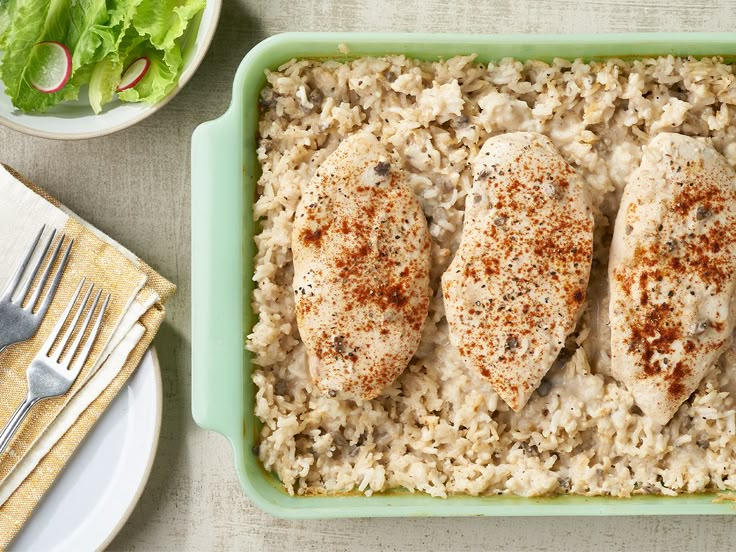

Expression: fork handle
xmin=0 ymin=393 xmax=39 ymax=456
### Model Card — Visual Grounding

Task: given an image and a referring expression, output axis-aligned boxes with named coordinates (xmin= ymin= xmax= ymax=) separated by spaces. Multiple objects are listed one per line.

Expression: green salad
xmin=0 ymin=0 xmax=206 ymax=113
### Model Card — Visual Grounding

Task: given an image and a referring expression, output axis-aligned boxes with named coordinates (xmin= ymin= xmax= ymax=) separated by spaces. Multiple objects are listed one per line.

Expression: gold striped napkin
xmin=0 ymin=165 xmax=174 ymax=548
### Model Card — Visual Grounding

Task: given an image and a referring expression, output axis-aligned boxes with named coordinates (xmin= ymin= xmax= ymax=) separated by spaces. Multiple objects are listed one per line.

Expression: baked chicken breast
xmin=609 ymin=133 xmax=736 ymax=425
xmin=292 ymin=132 xmax=431 ymax=401
xmin=442 ymin=132 xmax=594 ymax=411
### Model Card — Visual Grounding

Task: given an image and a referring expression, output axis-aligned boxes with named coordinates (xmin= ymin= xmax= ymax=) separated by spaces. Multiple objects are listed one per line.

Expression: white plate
xmin=8 ymin=348 xmax=162 ymax=552
xmin=0 ymin=0 xmax=222 ymax=140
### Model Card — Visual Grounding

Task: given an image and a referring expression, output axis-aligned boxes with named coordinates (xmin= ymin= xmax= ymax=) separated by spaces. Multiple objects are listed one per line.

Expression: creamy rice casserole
xmin=248 ymin=54 xmax=736 ymax=498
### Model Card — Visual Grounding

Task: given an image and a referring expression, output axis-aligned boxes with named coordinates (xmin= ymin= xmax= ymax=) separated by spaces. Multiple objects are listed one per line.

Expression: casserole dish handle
xmin=191 ymin=111 xmax=245 ymax=442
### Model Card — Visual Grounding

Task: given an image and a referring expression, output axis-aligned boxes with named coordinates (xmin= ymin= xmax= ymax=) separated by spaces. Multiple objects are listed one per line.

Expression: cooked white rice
xmin=248 ymin=54 xmax=736 ymax=498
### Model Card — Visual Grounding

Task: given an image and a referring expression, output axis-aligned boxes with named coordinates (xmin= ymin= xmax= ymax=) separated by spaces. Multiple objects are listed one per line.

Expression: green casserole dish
xmin=191 ymin=32 xmax=736 ymax=517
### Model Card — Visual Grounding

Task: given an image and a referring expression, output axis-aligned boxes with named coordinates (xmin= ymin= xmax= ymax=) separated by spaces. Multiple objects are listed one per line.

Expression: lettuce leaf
xmin=116 ymin=46 xmax=177 ymax=105
xmin=132 ymin=0 xmax=204 ymax=68
xmin=87 ymin=30 xmax=145 ymax=113
xmin=87 ymin=54 xmax=122 ymax=114
xmin=0 ymin=0 xmax=19 ymax=49
xmin=114 ymin=0 xmax=204 ymax=105
xmin=72 ymin=0 xmax=142 ymax=71
xmin=0 ymin=0 xmax=110 ymax=111
xmin=1 ymin=0 xmax=66 ymax=111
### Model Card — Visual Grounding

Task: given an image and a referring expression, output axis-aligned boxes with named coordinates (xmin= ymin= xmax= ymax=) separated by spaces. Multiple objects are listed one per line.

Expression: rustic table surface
xmin=2 ymin=1 xmax=736 ymax=550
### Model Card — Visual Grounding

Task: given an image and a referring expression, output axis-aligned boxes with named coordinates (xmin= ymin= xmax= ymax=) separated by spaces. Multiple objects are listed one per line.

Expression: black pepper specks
xmin=696 ymin=205 xmax=713 ymax=220
xmin=332 ymin=335 xmax=346 ymax=354
xmin=374 ymin=161 xmax=390 ymax=176
xmin=541 ymin=180 xmax=562 ymax=200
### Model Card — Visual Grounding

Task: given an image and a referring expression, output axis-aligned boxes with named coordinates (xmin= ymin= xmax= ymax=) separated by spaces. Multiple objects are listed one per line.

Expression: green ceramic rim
xmin=191 ymin=32 xmax=736 ymax=518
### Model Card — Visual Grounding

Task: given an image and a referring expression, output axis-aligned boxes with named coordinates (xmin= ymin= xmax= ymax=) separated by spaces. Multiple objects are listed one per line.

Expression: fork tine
xmin=24 ymin=234 xmax=65 ymax=312
xmin=69 ymin=293 xmax=110 ymax=376
xmin=40 ymin=278 xmax=85 ymax=357
xmin=1 ymin=225 xmax=46 ymax=301
xmin=61 ymin=288 xmax=102 ymax=369
xmin=14 ymin=229 xmax=56 ymax=305
xmin=50 ymin=282 xmax=93 ymax=363
xmin=35 ymin=238 xmax=74 ymax=318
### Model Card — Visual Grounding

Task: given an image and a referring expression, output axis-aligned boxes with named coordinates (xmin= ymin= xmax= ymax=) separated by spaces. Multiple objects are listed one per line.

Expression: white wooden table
xmin=2 ymin=1 xmax=736 ymax=550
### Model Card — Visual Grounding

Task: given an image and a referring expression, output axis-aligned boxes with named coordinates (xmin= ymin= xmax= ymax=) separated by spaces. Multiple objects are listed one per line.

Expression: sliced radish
xmin=117 ymin=57 xmax=150 ymax=91
xmin=28 ymin=41 xmax=72 ymax=93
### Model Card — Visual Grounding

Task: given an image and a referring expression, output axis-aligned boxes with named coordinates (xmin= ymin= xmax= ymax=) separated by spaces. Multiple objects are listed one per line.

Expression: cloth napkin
xmin=0 ymin=165 xmax=175 ymax=548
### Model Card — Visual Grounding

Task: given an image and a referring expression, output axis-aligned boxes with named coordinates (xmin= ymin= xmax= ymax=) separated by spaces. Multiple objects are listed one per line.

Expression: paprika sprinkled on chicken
xmin=292 ymin=132 xmax=431 ymax=401
xmin=442 ymin=132 xmax=594 ymax=411
xmin=609 ymin=133 xmax=736 ymax=426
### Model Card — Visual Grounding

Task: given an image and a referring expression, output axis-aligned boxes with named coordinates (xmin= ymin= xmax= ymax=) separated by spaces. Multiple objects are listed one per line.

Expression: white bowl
xmin=0 ymin=0 xmax=222 ymax=140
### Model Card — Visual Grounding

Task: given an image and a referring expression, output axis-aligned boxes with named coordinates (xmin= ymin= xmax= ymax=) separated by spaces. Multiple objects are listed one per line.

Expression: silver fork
xmin=0 ymin=225 xmax=73 ymax=353
xmin=0 ymin=278 xmax=111 ymax=455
